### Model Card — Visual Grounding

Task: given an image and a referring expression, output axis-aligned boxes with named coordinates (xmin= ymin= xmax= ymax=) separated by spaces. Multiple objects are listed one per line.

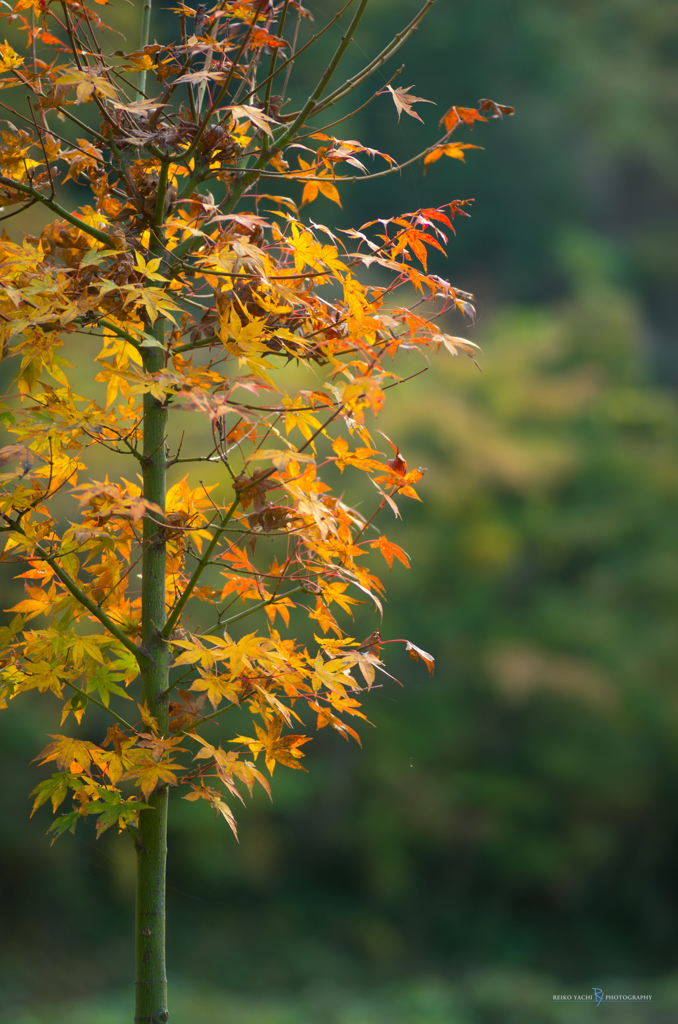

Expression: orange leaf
xmin=405 ymin=641 xmax=435 ymax=675
xmin=317 ymin=180 xmax=341 ymax=207
xmin=300 ymin=181 xmax=318 ymax=207
xmin=40 ymin=32 xmax=67 ymax=46
xmin=255 ymin=715 xmax=310 ymax=774
xmin=423 ymin=143 xmax=482 ymax=172
xmin=373 ymin=536 xmax=410 ymax=570
xmin=7 ymin=598 xmax=51 ymax=620
xmin=423 ymin=147 xmax=445 ymax=168
xmin=439 ymin=105 xmax=487 ymax=133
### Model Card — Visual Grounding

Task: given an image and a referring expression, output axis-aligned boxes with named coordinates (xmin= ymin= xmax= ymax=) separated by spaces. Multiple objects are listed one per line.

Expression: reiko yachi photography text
xmin=553 ymin=990 xmax=653 ymax=1006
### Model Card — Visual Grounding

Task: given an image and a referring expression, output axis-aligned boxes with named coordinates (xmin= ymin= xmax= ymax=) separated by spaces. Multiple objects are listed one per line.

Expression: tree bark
xmin=135 ymin=330 xmax=171 ymax=1024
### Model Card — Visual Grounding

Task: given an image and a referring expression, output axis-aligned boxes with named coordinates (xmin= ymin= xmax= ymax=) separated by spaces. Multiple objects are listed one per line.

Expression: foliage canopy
xmin=0 ymin=0 xmax=510 ymax=1019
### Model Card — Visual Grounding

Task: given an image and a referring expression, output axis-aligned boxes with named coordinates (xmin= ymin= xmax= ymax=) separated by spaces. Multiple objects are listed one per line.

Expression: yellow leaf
xmin=190 ymin=672 xmax=241 ymax=711
xmin=7 ymin=598 xmax=48 ymax=619
xmin=133 ymin=760 xmax=179 ymax=801
xmin=123 ymin=751 xmax=181 ymax=800
xmin=317 ymin=180 xmax=342 ymax=207
xmin=247 ymin=448 xmax=314 ymax=471
xmin=0 ymin=40 xmax=23 ymax=72
xmin=184 ymin=784 xmax=238 ymax=839
xmin=229 ymin=105 xmax=279 ymax=138
xmin=34 ymin=735 xmax=99 ymax=772
xmin=254 ymin=715 xmax=310 ymax=774
xmin=138 ymin=701 xmax=159 ymax=733
xmin=300 ymin=182 xmax=318 ymax=207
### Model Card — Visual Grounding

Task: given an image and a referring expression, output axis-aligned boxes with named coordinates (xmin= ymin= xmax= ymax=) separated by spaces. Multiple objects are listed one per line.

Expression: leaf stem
xmin=273 ymin=0 xmax=371 ymax=157
xmin=311 ymin=0 xmax=437 ymax=118
xmin=203 ymin=585 xmax=306 ymax=636
xmin=61 ymin=677 xmax=136 ymax=732
xmin=97 ymin=318 xmax=144 ymax=351
xmin=137 ymin=0 xmax=153 ymax=97
xmin=162 ymin=494 xmax=241 ymax=639
xmin=0 ymin=176 xmax=116 ymax=248
xmin=35 ymin=547 xmax=144 ymax=665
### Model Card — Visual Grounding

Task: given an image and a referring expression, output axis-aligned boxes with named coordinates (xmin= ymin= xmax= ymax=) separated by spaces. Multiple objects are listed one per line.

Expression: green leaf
xmin=47 ymin=810 xmax=81 ymax=842
xmin=81 ymin=248 xmax=119 ymax=267
xmin=30 ymin=773 xmax=70 ymax=816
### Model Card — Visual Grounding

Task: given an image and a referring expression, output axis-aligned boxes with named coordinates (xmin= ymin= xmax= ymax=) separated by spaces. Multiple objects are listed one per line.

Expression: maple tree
xmin=0 ymin=0 xmax=511 ymax=1020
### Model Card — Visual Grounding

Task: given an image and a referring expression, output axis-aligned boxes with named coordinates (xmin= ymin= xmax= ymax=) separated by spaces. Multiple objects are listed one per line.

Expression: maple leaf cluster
xmin=0 ymin=0 xmax=510 ymax=841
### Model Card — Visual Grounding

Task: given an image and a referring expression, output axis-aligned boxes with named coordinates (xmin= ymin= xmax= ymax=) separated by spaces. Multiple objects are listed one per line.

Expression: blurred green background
xmin=2 ymin=1 xmax=678 ymax=1021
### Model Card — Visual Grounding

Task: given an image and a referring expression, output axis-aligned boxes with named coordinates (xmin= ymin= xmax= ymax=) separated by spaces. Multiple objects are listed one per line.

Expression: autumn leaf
xmin=435 ymin=334 xmax=482 ymax=358
xmin=120 ymin=53 xmax=156 ymax=72
xmin=371 ymin=536 xmax=410 ymax=570
xmin=318 ymin=580 xmax=361 ymax=615
xmin=0 ymin=40 xmax=23 ymax=72
xmin=70 ymin=634 xmax=105 ymax=667
xmin=229 ymin=105 xmax=280 ymax=139
xmin=0 ymin=444 xmax=34 ymax=468
xmin=193 ymin=735 xmax=272 ymax=801
xmin=231 ymin=758 xmax=271 ymax=800
xmin=134 ymin=251 xmax=169 ymax=282
xmin=93 ymin=796 xmax=151 ymax=838
xmin=250 ymin=29 xmax=290 ymax=51
xmin=40 ymin=32 xmax=67 ymax=48
xmin=102 ymin=724 xmax=128 ymax=757
xmin=169 ymin=689 xmax=208 ymax=732
xmin=310 ymin=701 xmax=363 ymax=744
xmin=301 ymin=179 xmax=342 ymax=208
xmin=405 ymin=640 xmax=435 ymax=675
xmin=423 ymin=143 xmax=483 ymax=171
xmin=236 ymin=715 xmax=311 ymax=774
xmin=383 ymin=84 xmax=435 ymax=123
xmin=477 ymin=98 xmax=515 ymax=119
xmin=136 ymin=732 xmax=187 ymax=763
xmin=34 ymin=735 xmax=100 ymax=773
xmin=439 ymin=104 xmax=487 ymax=133
xmin=123 ymin=753 xmax=180 ymax=800
xmin=189 ymin=671 xmax=242 ymax=710
xmin=138 ymin=701 xmax=159 ymax=733
xmin=246 ymin=449 xmax=314 ymax=470
xmin=184 ymin=784 xmax=238 ymax=839
xmin=56 ymin=70 xmax=118 ymax=105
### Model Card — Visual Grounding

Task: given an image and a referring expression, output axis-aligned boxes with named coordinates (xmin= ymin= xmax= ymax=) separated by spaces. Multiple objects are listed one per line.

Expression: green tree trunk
xmin=135 ymin=330 xmax=171 ymax=1024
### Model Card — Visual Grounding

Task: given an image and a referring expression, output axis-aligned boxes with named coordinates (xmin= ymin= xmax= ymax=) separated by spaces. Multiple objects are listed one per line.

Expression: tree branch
xmin=203 ymin=585 xmax=307 ymax=637
xmin=273 ymin=0 xmax=371 ymax=156
xmin=97 ymin=318 xmax=144 ymax=351
xmin=162 ymin=494 xmax=241 ymax=638
xmin=137 ymin=0 xmax=153 ymax=97
xmin=0 ymin=176 xmax=117 ymax=248
xmin=62 ymin=677 xmax=137 ymax=732
xmin=310 ymin=0 xmax=437 ymax=119
xmin=34 ymin=545 xmax=145 ymax=666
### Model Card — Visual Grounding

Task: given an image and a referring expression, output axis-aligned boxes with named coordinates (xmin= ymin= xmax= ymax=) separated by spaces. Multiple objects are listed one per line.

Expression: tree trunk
xmin=135 ymin=331 xmax=171 ymax=1024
